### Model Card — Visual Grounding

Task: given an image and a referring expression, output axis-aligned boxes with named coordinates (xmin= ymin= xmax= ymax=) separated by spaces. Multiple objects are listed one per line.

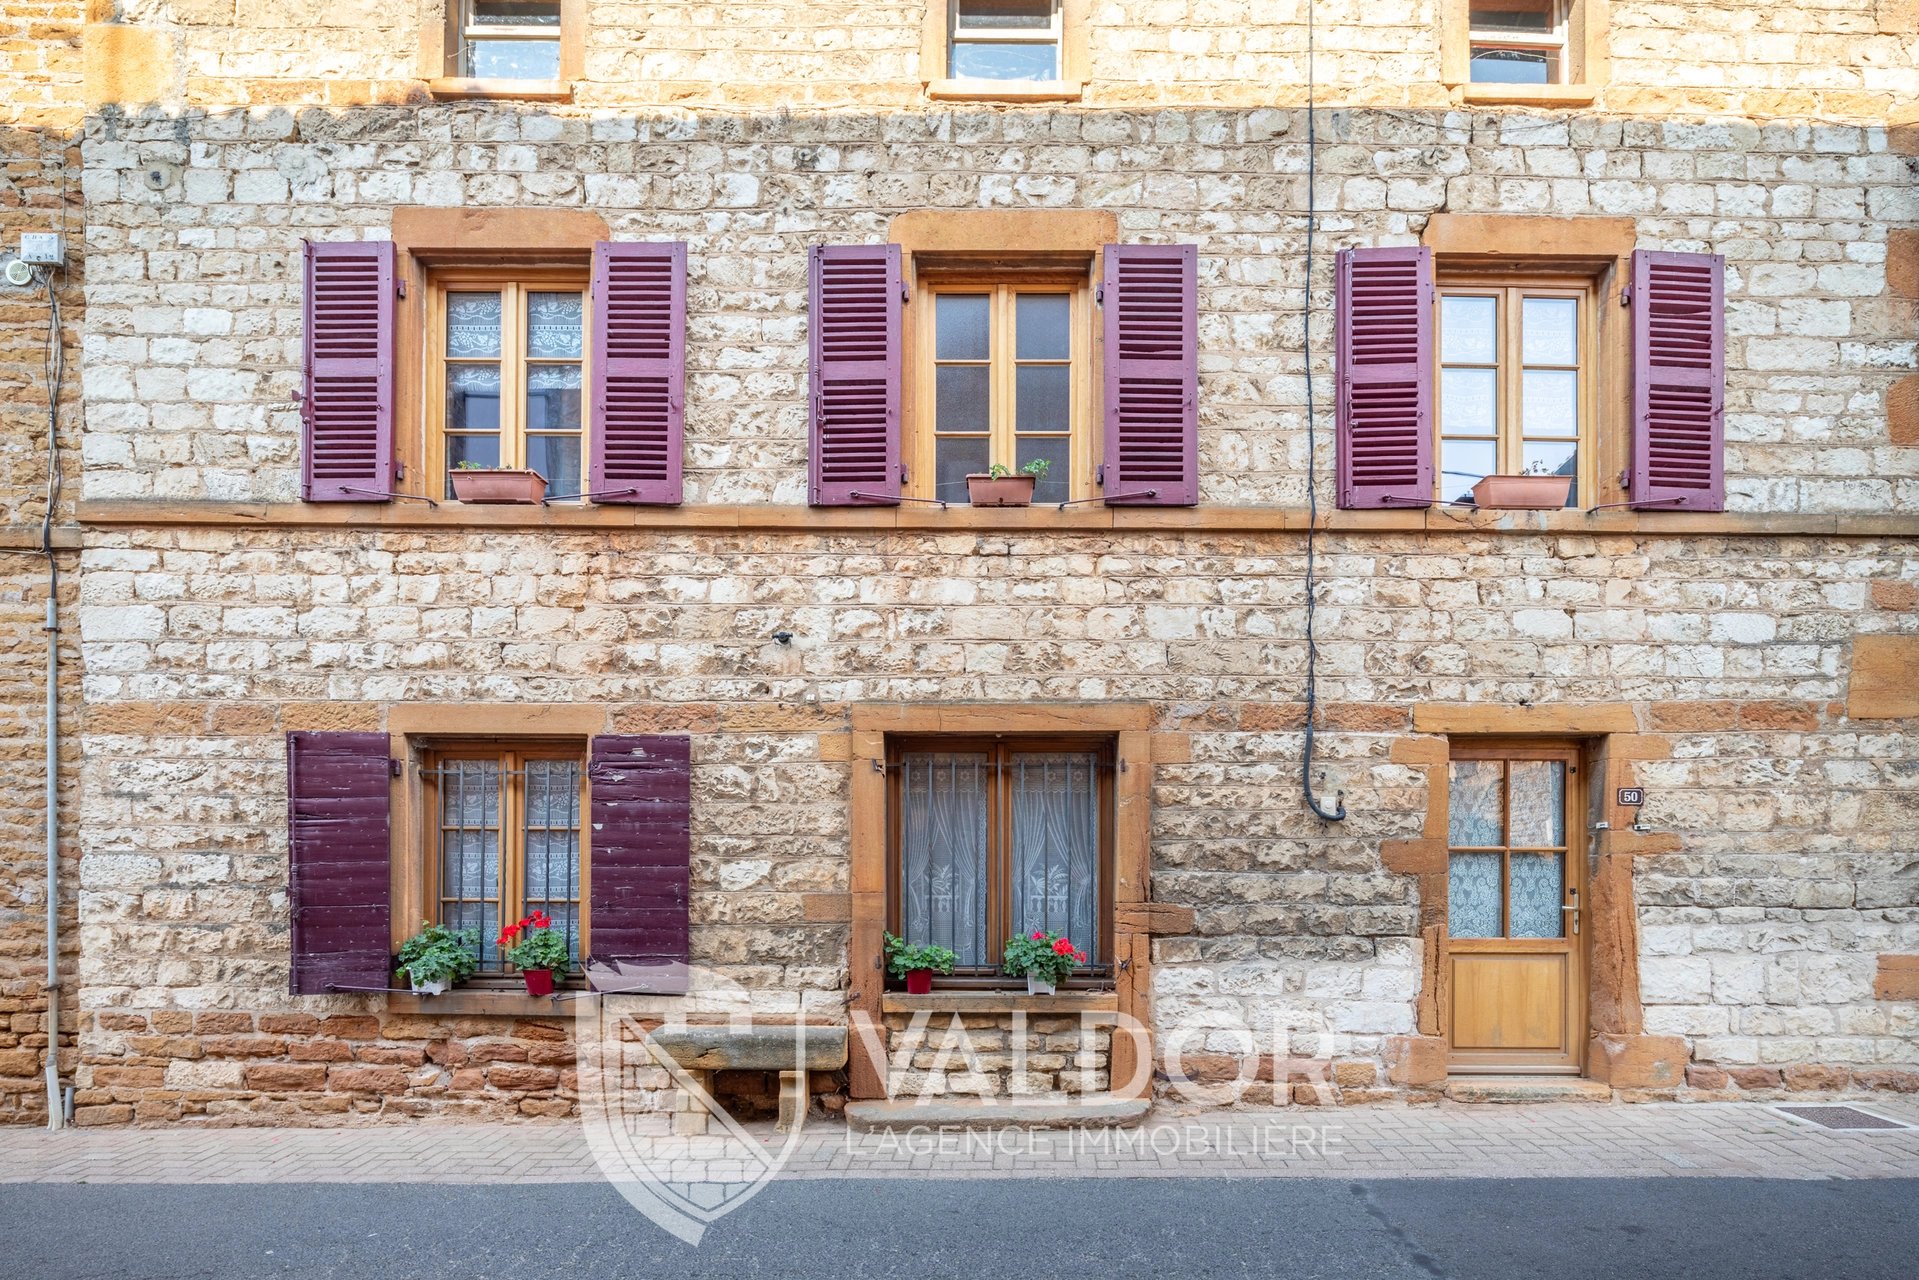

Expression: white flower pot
xmin=412 ymin=977 xmax=450 ymax=996
xmin=1025 ymin=976 xmax=1056 ymax=996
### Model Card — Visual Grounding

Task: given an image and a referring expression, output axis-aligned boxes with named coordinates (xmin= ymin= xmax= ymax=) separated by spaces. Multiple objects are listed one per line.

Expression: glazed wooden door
xmin=1444 ymin=744 xmax=1586 ymax=1073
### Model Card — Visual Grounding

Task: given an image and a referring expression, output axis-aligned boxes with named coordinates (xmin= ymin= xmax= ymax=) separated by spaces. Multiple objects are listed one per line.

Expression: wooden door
xmin=1444 ymin=743 xmax=1586 ymax=1074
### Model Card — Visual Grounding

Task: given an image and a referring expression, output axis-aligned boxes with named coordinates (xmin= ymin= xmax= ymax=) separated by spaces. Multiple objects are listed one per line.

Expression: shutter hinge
xmin=1619 ymin=285 xmax=1631 ymax=307
xmin=389 ymin=758 xmax=403 ymax=778
xmin=900 ymin=280 xmax=909 ymax=303
xmin=1618 ymin=468 xmax=1630 ymax=487
xmin=396 ymin=278 xmax=406 ymax=299
xmin=1096 ymin=285 xmax=1104 ymax=305
xmin=900 ymin=465 xmax=908 ymax=484
xmin=1095 ymin=463 xmax=1105 ymax=486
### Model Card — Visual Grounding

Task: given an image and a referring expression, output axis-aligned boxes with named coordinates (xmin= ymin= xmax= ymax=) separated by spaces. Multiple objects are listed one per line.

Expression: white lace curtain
xmin=900 ymin=753 xmax=990 ymax=966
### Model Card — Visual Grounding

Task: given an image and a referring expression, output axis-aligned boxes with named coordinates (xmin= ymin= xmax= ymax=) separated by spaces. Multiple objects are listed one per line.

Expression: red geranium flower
xmin=1031 ymin=930 xmax=1046 ymax=941
xmin=1052 ymin=937 xmax=1074 ymax=955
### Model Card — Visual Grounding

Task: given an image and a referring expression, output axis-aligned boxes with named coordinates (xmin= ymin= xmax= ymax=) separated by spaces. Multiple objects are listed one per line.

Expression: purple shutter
xmin=589 ymin=240 xmax=685 ymax=505
xmin=301 ymin=241 xmax=396 ymax=502
xmin=1102 ymin=243 xmax=1198 ymax=506
xmin=1629 ymin=249 xmax=1725 ymax=512
xmin=586 ymin=735 xmax=691 ymax=994
xmin=1335 ymin=246 xmax=1434 ymax=509
xmin=808 ymin=244 xmax=902 ymax=506
xmin=286 ymin=731 xmax=392 ymax=995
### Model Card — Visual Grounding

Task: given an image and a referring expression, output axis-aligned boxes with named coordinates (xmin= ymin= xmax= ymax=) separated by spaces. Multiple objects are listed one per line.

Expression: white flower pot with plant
xmin=396 ymin=921 xmax=480 ymax=995
xmin=1002 ymin=928 xmax=1087 ymax=996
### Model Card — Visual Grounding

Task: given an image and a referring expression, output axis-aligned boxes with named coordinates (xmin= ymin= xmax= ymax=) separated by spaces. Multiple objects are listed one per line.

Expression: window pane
xmin=1470 ymin=46 xmax=1556 ymax=84
xmin=935 ymin=294 xmax=990 ymax=361
xmin=1009 ymin=753 xmax=1100 ymax=959
xmin=1016 ymin=435 xmax=1070 ymax=504
xmin=1440 ymin=440 xmax=1495 ymax=505
xmin=951 ymin=41 xmax=1059 ymax=80
xmin=936 ymin=365 xmax=991 ymax=434
xmin=1448 ymin=853 xmax=1502 ymax=939
xmin=1510 ymin=854 xmax=1565 ymax=939
xmin=440 ymin=760 xmax=502 ymax=969
xmin=936 ymin=434 xmax=991 ymax=501
xmin=527 ymin=292 xmax=583 ymax=359
xmin=1440 ymin=295 xmax=1497 ymax=364
xmin=1522 ymin=369 xmax=1578 ymax=438
xmin=446 ymin=436 xmax=502 ymax=500
xmin=466 ymin=38 xmax=561 ymax=80
xmin=899 ymin=754 xmax=991 ymax=967
xmin=446 ymin=363 xmax=502 ymax=433
xmin=526 ymin=364 xmax=582 ymax=432
xmin=447 ymin=292 xmax=502 ymax=359
xmin=1015 ymin=293 xmax=1070 ymax=360
xmin=523 ymin=759 xmax=582 ymax=967
xmin=1448 ymin=760 xmax=1504 ymax=846
xmin=1521 ymin=296 xmax=1577 ymax=365
xmin=1015 ymin=364 xmax=1070 ymax=434
xmin=1469 ymin=0 xmax=1555 ymax=33
xmin=955 ymin=0 xmax=1054 ymax=29
xmin=1440 ymin=367 xmax=1497 ymax=435
xmin=469 ymin=0 xmax=561 ymax=26
xmin=525 ymin=435 xmax=582 ymax=497
xmin=1521 ymin=442 xmax=1577 ymax=503
xmin=1508 ymin=761 xmax=1566 ymax=847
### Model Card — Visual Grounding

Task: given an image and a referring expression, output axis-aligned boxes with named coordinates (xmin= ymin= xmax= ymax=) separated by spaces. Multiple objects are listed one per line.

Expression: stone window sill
xmin=1458 ymin=83 xmax=1598 ymax=107
xmin=427 ymin=77 xmax=574 ymax=103
xmin=882 ymin=991 xmax=1119 ymax=1015
xmin=386 ymin=986 xmax=586 ymax=1017
xmin=926 ymin=78 xmax=1084 ymax=103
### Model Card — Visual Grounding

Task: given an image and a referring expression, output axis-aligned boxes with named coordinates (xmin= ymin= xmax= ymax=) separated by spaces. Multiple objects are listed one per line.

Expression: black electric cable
xmin=1300 ymin=0 xmax=1346 ymax=824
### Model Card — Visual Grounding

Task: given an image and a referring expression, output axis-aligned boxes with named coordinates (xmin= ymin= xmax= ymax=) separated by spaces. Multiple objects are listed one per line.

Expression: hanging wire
xmin=1300 ymin=0 xmax=1347 ymax=824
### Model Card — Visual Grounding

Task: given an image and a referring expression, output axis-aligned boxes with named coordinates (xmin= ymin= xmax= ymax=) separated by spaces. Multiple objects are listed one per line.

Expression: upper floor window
xmin=915 ymin=279 xmax=1090 ymax=505
xmin=458 ymin=0 xmax=563 ymax=79
xmin=1468 ymin=0 xmax=1569 ymax=84
xmin=949 ymin=0 xmax=1062 ymax=81
xmin=430 ymin=270 xmax=590 ymax=501
xmin=1437 ymin=277 xmax=1592 ymax=507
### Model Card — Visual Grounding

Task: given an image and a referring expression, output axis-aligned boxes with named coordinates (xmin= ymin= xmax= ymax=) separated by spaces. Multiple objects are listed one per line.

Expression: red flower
xmin=1052 ymin=938 xmax=1074 ymax=956
xmin=1031 ymin=930 xmax=1046 ymax=941
xmin=531 ymin=910 xmax=551 ymax=929
xmin=1074 ymin=950 xmax=1087 ymax=963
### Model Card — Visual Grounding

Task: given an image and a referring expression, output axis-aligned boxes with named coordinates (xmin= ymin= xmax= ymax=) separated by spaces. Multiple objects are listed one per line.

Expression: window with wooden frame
xmin=1436 ymin=275 xmax=1595 ymax=508
xmin=1468 ymin=0 xmax=1569 ymax=83
xmin=913 ymin=279 xmax=1092 ymax=505
xmin=949 ymin=0 xmax=1062 ymax=81
xmin=885 ymin=737 xmax=1114 ymax=986
xmin=428 ymin=269 xmax=591 ymax=501
xmin=427 ymin=0 xmax=585 ymax=90
xmin=423 ymin=743 xmax=588 ymax=977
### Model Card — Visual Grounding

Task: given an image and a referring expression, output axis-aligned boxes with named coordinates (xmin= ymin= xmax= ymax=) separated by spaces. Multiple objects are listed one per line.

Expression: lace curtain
xmin=900 ymin=753 xmax=990 ymax=966
xmin=1009 ymin=753 xmax=1100 ymax=957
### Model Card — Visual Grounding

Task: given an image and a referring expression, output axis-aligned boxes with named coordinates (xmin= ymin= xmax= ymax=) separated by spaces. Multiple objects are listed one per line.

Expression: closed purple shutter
xmin=589 ymin=240 xmax=685 ymax=504
xmin=586 ymin=735 xmax=691 ymax=994
xmin=286 ymin=731 xmax=393 ymax=995
xmin=808 ymin=244 xmax=902 ymax=506
xmin=1335 ymin=246 xmax=1434 ymax=509
xmin=301 ymin=241 xmax=396 ymax=502
xmin=1629 ymin=249 xmax=1725 ymax=512
xmin=1102 ymin=243 xmax=1198 ymax=506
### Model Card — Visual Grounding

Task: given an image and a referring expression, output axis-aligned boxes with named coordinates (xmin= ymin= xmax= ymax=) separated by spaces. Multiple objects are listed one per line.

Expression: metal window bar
xmin=520 ymin=759 xmax=582 ymax=968
xmin=437 ymin=759 xmax=504 ymax=973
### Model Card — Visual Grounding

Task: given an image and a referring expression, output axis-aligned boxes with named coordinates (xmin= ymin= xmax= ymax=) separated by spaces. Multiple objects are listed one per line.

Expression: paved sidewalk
xmin=6 ymin=1099 xmax=1919 ymax=1184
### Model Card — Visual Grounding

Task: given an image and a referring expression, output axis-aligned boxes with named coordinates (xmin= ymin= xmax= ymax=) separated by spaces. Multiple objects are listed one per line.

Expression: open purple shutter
xmin=1335 ymin=246 xmax=1434 ymax=509
xmin=808 ymin=244 xmax=901 ymax=506
xmin=301 ymin=241 xmax=395 ymax=502
xmin=286 ymin=731 xmax=392 ymax=995
xmin=1102 ymin=243 xmax=1198 ymax=506
xmin=589 ymin=240 xmax=685 ymax=505
xmin=1629 ymin=250 xmax=1725 ymax=512
xmin=586 ymin=735 xmax=691 ymax=994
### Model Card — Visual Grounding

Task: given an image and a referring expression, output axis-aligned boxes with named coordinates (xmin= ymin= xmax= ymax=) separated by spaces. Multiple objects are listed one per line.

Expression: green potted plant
xmin=449 ymin=459 xmax=549 ymax=505
xmin=498 ymin=911 xmax=570 ymax=996
xmin=395 ymin=921 xmax=479 ymax=995
xmin=884 ymin=932 xmax=959 ymax=994
xmin=965 ymin=458 xmax=1050 ymax=507
xmin=1002 ymin=928 xmax=1087 ymax=996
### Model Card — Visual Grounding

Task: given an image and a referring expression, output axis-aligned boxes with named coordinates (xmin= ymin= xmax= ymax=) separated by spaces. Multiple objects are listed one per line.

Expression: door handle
xmin=1561 ymin=888 xmax=1579 ymax=935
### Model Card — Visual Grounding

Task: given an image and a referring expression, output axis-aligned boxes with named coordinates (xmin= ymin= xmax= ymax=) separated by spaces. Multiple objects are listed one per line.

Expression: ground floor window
xmin=886 ymin=736 xmax=1113 ymax=983
xmin=423 ymin=742 xmax=587 ymax=973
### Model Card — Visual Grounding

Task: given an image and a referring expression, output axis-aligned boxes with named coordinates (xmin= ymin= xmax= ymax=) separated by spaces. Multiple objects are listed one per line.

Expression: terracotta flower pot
xmin=521 ymin=967 xmax=556 ymax=997
xmin=1470 ymin=474 xmax=1573 ymax=510
xmin=966 ymin=473 xmax=1036 ymax=507
xmin=904 ymin=969 xmax=935 ymax=995
xmin=450 ymin=468 xmax=549 ymax=505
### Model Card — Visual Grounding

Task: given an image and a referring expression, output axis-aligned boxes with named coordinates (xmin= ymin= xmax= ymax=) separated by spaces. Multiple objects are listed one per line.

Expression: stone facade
xmin=0 ymin=2 xmax=1913 ymax=1124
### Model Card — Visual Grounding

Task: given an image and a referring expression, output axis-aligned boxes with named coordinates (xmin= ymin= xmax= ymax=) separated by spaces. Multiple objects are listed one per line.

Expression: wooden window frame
xmin=425 ymin=266 xmax=593 ymax=504
xmin=421 ymin=0 xmax=584 ymax=102
xmin=420 ymin=739 xmax=591 ymax=985
xmin=1443 ymin=741 xmax=1581 ymax=942
xmin=921 ymin=0 xmax=1089 ymax=101
xmin=1441 ymin=0 xmax=1608 ymax=104
xmin=884 ymin=734 xmax=1117 ymax=989
xmin=911 ymin=276 xmax=1095 ymax=505
xmin=1435 ymin=271 xmax=1598 ymax=509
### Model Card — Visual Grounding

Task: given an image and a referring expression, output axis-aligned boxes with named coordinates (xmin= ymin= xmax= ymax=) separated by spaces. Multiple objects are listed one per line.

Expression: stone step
xmin=846 ymin=1096 xmax=1152 ymax=1132
xmin=1444 ymin=1076 xmax=1614 ymax=1104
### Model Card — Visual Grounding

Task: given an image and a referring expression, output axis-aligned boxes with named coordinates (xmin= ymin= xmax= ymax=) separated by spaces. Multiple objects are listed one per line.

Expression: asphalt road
xmin=4 ymin=1177 xmax=1914 ymax=1279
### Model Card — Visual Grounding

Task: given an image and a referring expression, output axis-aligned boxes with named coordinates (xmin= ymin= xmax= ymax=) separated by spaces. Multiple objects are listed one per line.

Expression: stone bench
xmin=647 ymin=1025 xmax=848 ymax=1133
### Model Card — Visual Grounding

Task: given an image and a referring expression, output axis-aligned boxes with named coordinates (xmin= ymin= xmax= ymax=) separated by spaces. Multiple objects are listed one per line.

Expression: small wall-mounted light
xmin=772 ymin=630 xmax=794 ymax=645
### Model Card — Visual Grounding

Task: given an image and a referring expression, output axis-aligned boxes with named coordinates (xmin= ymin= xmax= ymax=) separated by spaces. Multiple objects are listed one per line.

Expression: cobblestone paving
xmin=6 ymin=1100 xmax=1919 ymax=1184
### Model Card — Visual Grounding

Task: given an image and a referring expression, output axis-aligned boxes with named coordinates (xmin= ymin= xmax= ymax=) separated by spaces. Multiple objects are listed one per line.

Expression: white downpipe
xmin=44 ymin=586 xmax=61 ymax=1131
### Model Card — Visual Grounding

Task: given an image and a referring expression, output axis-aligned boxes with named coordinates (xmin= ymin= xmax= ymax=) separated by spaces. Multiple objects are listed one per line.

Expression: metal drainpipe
xmin=44 ymin=581 xmax=62 ymax=1131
